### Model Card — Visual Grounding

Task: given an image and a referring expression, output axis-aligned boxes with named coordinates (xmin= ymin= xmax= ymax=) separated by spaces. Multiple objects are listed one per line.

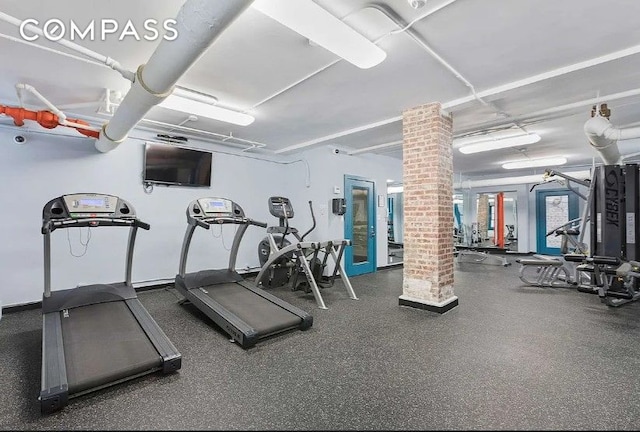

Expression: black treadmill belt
xmin=60 ymin=301 xmax=162 ymax=394
xmin=201 ymin=283 xmax=302 ymax=336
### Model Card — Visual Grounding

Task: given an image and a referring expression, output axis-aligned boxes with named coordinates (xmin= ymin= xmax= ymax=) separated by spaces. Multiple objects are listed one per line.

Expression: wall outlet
xmin=333 ymin=186 xmax=341 ymax=194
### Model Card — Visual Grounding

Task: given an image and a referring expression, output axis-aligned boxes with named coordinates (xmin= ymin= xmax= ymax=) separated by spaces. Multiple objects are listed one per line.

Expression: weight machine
xmin=516 ymin=169 xmax=594 ymax=289
xmin=587 ymin=164 xmax=640 ymax=305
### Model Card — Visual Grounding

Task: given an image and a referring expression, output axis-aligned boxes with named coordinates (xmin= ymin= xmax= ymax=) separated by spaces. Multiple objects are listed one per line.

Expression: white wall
xmin=0 ymin=131 xmax=403 ymax=307
xmin=0 ymin=128 xmax=294 ymax=307
xmin=271 ymin=145 xmax=403 ymax=272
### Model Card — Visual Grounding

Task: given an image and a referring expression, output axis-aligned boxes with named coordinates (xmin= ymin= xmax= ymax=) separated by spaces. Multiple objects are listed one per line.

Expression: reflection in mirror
xmin=387 ymin=183 xmax=403 ymax=264
xmin=453 ymin=193 xmax=464 ymax=245
xmin=470 ymin=191 xmax=518 ymax=251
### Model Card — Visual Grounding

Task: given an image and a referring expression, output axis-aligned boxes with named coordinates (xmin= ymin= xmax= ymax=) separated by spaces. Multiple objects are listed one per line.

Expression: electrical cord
xmin=211 ymin=222 xmax=238 ymax=252
xmin=67 ymin=227 xmax=92 ymax=257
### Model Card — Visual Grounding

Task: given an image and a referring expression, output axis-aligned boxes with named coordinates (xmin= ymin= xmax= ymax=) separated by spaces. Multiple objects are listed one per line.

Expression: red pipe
xmin=495 ymin=192 xmax=505 ymax=248
xmin=0 ymin=105 xmax=99 ymax=138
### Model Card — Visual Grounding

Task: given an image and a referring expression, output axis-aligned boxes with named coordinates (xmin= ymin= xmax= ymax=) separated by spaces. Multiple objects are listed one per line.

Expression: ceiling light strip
xmin=158 ymin=95 xmax=255 ymax=126
xmin=252 ymin=0 xmax=386 ymax=69
xmin=458 ymin=134 xmax=541 ymax=154
xmin=502 ymin=157 xmax=567 ymax=170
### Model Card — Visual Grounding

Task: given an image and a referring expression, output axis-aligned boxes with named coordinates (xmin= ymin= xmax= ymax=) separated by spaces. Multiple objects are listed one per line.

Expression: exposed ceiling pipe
xmin=455 ymin=87 xmax=640 ymax=137
xmin=95 ymin=0 xmax=254 ymax=153
xmin=0 ymin=12 xmax=135 ymax=81
xmin=584 ymin=107 xmax=640 ymax=165
xmin=249 ymin=0 xmax=457 ymax=113
xmin=0 ymin=105 xmax=99 ymax=138
xmin=454 ymin=170 xmax=591 ymax=190
xmin=71 ymin=112 xmax=267 ymax=151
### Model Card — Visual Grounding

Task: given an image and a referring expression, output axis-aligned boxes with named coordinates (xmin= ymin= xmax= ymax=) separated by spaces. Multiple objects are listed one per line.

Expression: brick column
xmin=477 ymin=194 xmax=489 ymax=244
xmin=399 ymin=102 xmax=458 ymax=313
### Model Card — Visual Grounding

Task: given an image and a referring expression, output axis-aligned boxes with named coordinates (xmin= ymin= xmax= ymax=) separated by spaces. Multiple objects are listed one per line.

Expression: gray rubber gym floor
xmin=2 ymin=259 xmax=640 ymax=431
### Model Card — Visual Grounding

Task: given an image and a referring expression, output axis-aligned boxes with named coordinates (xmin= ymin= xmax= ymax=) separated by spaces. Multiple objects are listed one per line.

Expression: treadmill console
xmin=198 ymin=198 xmax=234 ymax=215
xmin=43 ymin=193 xmax=135 ymax=220
xmin=268 ymin=196 xmax=294 ymax=219
xmin=188 ymin=197 xmax=244 ymax=220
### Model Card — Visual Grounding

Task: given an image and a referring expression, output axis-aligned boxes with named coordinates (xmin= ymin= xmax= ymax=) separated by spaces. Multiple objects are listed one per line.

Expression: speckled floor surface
xmin=2 ymin=260 xmax=640 ymax=430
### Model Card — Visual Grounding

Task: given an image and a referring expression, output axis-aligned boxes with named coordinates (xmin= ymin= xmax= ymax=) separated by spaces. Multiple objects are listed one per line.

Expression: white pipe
xmin=445 ymin=43 xmax=640 ymax=110
xmin=0 ymin=12 xmax=134 ymax=81
xmin=249 ymin=0 xmax=458 ymax=113
xmin=96 ymin=0 xmax=254 ymax=152
xmin=347 ymin=140 xmax=403 ymax=155
xmin=455 ymin=87 xmax=640 ymax=137
xmin=583 ymin=115 xmax=626 ymax=165
xmin=71 ymin=112 xmax=267 ymax=150
xmin=15 ymin=83 xmax=67 ymax=122
xmin=454 ymin=170 xmax=591 ymax=190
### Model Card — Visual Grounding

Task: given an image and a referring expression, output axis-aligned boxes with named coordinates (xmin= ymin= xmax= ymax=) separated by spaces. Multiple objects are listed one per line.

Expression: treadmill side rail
xmin=175 ymin=279 xmax=259 ymax=348
xmin=125 ymin=299 xmax=182 ymax=373
xmin=237 ymin=280 xmax=313 ymax=330
xmin=40 ymin=313 xmax=69 ymax=414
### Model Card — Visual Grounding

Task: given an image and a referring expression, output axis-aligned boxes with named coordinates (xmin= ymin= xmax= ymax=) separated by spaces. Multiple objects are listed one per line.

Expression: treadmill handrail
xmin=191 ymin=216 xmax=267 ymax=228
xmin=42 ymin=217 xmax=150 ymax=234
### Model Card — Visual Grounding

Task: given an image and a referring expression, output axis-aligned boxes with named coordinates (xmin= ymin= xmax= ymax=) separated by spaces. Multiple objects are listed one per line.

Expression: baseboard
xmin=378 ymin=263 xmax=403 ymax=271
xmin=398 ymin=294 xmax=459 ymax=314
xmin=2 ymin=282 xmax=173 ymax=315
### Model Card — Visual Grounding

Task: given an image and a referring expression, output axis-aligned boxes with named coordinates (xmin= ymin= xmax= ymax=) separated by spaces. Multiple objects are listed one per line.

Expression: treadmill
xmin=40 ymin=193 xmax=181 ymax=414
xmin=174 ymin=197 xmax=313 ymax=348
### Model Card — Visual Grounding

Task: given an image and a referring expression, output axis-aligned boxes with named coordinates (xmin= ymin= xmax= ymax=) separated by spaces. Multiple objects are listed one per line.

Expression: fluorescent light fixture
xmin=458 ymin=134 xmax=541 ymax=154
xmin=158 ymin=95 xmax=255 ymax=126
xmin=252 ymin=0 xmax=387 ymax=69
xmin=173 ymin=87 xmax=218 ymax=105
xmin=502 ymin=157 xmax=567 ymax=170
xmin=387 ymin=179 xmax=394 ymax=183
xmin=453 ymin=170 xmax=591 ymax=189
xmin=388 ymin=186 xmax=403 ymax=194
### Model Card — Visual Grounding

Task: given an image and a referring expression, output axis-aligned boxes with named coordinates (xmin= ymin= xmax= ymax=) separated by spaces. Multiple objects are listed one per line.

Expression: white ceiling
xmin=1 ymin=0 xmax=640 ymax=181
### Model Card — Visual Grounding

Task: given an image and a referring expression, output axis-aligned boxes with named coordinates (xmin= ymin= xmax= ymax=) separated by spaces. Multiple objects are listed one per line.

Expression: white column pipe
xmin=96 ymin=0 xmax=253 ymax=152
xmin=72 ymin=112 xmax=268 ymax=149
xmin=583 ymin=115 xmax=631 ymax=165
xmin=0 ymin=12 xmax=134 ymax=82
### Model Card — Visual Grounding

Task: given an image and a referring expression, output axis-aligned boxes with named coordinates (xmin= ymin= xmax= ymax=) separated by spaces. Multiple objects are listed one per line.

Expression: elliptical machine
xmin=256 ymin=196 xmax=359 ymax=310
xmin=257 ymin=196 xmax=323 ymax=292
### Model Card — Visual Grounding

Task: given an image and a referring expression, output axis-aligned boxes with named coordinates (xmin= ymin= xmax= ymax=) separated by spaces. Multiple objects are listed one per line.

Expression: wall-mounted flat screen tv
xmin=143 ymin=142 xmax=212 ymax=187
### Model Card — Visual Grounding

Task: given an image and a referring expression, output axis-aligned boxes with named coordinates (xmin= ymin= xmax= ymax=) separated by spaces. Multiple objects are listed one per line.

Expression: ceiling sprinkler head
xmin=408 ymin=0 xmax=427 ymax=9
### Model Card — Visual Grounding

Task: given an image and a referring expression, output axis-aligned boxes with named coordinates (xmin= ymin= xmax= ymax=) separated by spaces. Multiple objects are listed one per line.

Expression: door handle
xmin=370 ymin=226 xmax=375 ymax=237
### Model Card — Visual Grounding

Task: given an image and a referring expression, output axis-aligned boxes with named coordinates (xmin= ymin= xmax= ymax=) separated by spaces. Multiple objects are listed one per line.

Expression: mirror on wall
xmin=471 ymin=191 xmax=518 ymax=251
xmin=453 ymin=193 xmax=464 ymax=245
xmin=387 ymin=183 xmax=404 ymax=264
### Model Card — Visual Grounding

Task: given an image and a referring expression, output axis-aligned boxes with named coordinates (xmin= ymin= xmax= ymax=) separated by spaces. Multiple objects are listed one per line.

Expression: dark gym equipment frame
xmin=40 ymin=193 xmax=181 ymax=414
xmin=174 ymin=197 xmax=312 ymax=348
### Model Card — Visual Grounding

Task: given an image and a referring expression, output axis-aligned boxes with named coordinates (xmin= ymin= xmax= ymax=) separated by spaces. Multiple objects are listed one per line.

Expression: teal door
xmin=344 ymin=175 xmax=376 ymax=276
xmin=536 ymin=189 xmax=579 ymax=255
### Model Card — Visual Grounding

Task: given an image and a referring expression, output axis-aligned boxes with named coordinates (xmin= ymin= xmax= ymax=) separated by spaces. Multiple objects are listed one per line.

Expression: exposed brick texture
xmin=477 ymin=194 xmax=489 ymax=243
xmin=401 ymin=102 xmax=455 ymax=304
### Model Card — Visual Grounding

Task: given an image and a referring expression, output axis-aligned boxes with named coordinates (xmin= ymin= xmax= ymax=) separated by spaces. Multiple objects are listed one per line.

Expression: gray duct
xmin=96 ymin=0 xmax=254 ymax=152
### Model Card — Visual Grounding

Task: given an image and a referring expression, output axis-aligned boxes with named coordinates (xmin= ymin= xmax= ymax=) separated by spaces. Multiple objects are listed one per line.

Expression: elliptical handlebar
xmin=300 ymin=200 xmax=316 ymax=242
xmin=279 ymin=202 xmax=290 ymax=248
xmin=249 ymin=218 xmax=268 ymax=228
